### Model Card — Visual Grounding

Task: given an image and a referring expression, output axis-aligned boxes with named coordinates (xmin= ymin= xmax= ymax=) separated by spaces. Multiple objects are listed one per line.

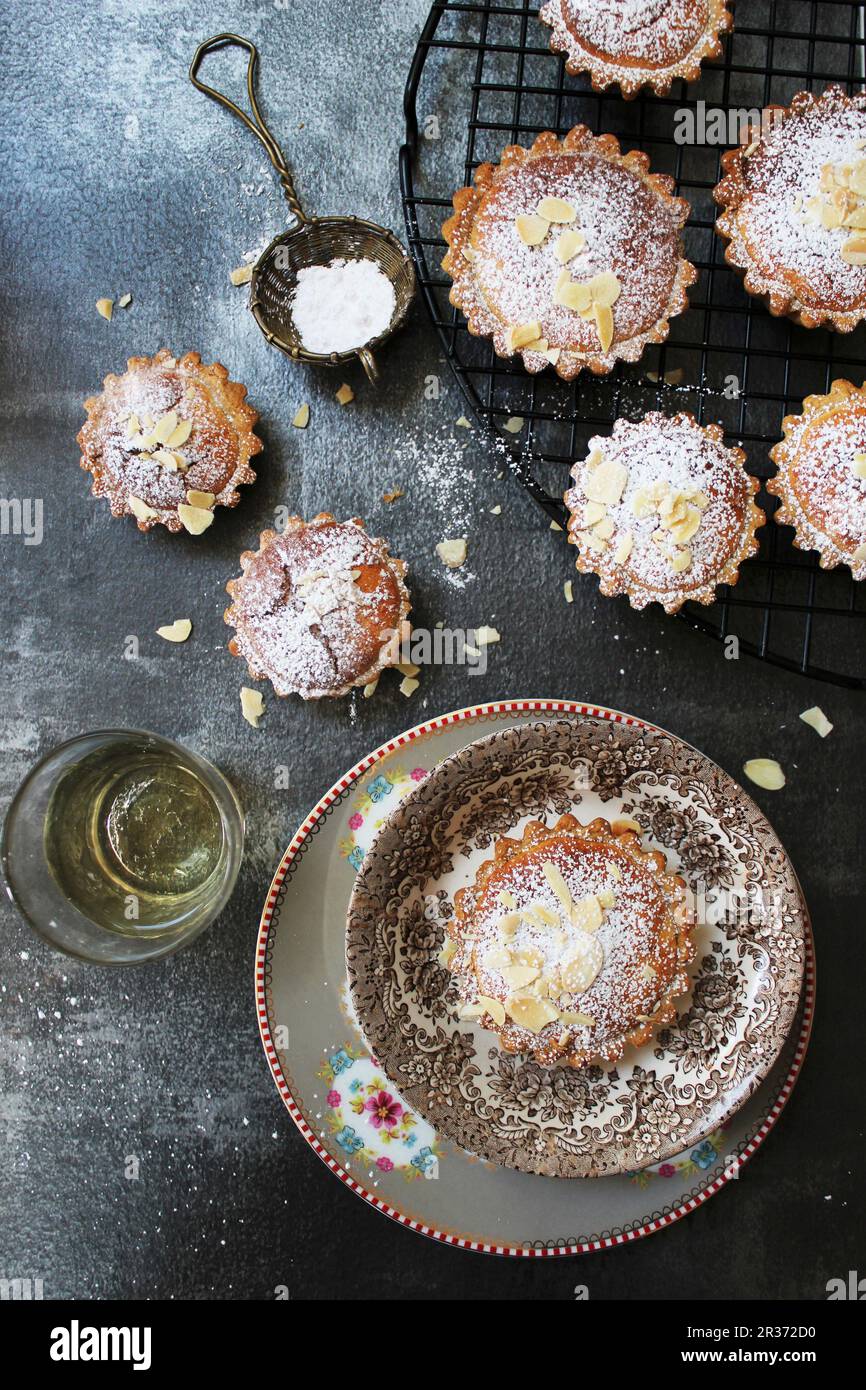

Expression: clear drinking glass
xmin=1 ymin=729 xmax=244 ymax=964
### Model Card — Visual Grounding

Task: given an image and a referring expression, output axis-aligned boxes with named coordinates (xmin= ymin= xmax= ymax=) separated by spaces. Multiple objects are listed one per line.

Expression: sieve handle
xmin=190 ymin=33 xmax=307 ymax=226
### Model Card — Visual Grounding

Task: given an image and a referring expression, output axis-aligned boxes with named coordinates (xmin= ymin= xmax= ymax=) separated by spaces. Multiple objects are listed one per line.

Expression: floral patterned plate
xmin=258 ymin=701 xmax=813 ymax=1251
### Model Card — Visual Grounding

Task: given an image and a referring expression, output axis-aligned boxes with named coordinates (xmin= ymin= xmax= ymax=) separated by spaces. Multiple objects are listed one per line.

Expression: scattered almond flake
xmin=563 ymin=579 xmax=573 ymax=603
xmin=397 ymin=661 xmax=421 ymax=678
xmin=230 ymin=264 xmax=254 ymax=286
xmin=515 ymin=212 xmax=549 ymax=246
xmin=399 ymin=675 xmax=419 ymax=697
xmin=156 ymin=618 xmax=192 ymax=643
xmin=362 ymin=678 xmax=379 ymax=698
xmin=292 ymin=403 xmax=310 ymax=429
xmin=435 ymin=538 xmax=467 ymax=568
xmin=177 ymin=503 xmax=214 ymax=535
xmin=550 ymin=519 xmax=562 ymax=531
xmin=95 ymin=297 xmax=113 ymax=321
xmin=128 ymin=495 xmax=158 ymax=522
xmin=474 ymin=625 xmax=500 ymax=646
xmin=799 ymin=706 xmax=833 ymax=737
xmin=502 ymin=416 xmax=524 ymax=433
xmin=186 ymin=489 xmax=215 ymax=509
xmin=382 ymin=487 xmax=404 ymax=503
xmin=489 ymin=504 xmax=502 ymax=515
xmin=743 ymin=758 xmax=786 ymax=791
xmin=118 ymin=293 xmax=132 ymax=309
xmin=240 ymin=686 xmax=265 ymax=728
xmin=463 ymin=642 xmax=480 ymax=659
xmin=537 ymin=195 xmax=576 ymax=222
xmin=456 ymin=416 xmax=472 ymax=428
xmin=335 ymin=383 xmax=354 ymax=406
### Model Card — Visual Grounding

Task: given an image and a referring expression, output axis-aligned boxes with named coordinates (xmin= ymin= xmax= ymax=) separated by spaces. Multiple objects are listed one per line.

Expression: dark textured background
xmin=1 ymin=0 xmax=863 ymax=1301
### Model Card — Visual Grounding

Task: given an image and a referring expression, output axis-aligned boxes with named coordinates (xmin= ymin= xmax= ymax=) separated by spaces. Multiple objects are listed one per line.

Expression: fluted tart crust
xmin=446 ymin=814 xmax=694 ymax=1069
xmin=224 ymin=514 xmax=411 ymax=700
xmin=442 ymin=127 xmax=696 ymax=380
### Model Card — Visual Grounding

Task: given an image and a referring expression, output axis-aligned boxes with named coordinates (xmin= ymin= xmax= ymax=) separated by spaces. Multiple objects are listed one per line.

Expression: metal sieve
xmin=190 ymin=33 xmax=415 ymax=383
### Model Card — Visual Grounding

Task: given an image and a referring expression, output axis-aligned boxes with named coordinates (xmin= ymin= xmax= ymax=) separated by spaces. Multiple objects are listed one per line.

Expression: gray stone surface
xmin=0 ymin=0 xmax=863 ymax=1300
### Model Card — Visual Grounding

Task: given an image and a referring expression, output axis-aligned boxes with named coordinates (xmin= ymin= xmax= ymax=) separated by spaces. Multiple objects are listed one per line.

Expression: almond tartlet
xmin=224 ymin=514 xmax=411 ymax=700
xmin=768 ymin=378 xmax=866 ymax=580
xmin=447 ymin=814 xmax=693 ymax=1068
xmin=539 ymin=0 xmax=732 ymax=99
xmin=78 ymin=349 xmax=262 ymax=533
xmin=442 ymin=126 xmax=696 ymax=379
xmin=714 ymin=86 xmax=866 ymax=330
xmin=564 ymin=412 xmax=764 ymax=613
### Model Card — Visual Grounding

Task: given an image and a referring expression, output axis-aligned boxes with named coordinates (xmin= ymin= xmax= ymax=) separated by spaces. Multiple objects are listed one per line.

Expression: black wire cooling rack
xmin=399 ymin=0 xmax=866 ymax=688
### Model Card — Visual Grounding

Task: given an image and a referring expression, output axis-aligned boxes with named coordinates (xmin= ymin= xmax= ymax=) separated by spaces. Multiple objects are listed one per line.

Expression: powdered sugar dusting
xmin=228 ymin=519 xmax=407 ymax=699
xmin=555 ymin=0 xmax=709 ymax=67
xmin=772 ymin=387 xmax=866 ymax=575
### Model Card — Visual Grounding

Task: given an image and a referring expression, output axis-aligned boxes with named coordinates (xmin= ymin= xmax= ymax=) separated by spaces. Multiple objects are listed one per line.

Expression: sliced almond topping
xmin=641 ymin=964 xmax=657 ymax=982
xmin=854 ymin=542 xmax=866 ymax=565
xmin=230 ymin=264 xmax=253 ymax=286
xmin=177 ymin=503 xmax=214 ymax=535
xmin=853 ymin=452 xmax=866 ymax=478
xmin=186 ymin=489 xmax=215 ymax=509
xmin=820 ymin=202 xmax=844 ymax=230
xmin=585 ymin=457 xmax=628 ymax=506
xmin=613 ymin=532 xmax=633 ymax=566
xmin=502 ymin=963 xmax=540 ymax=990
xmin=542 ymin=861 xmax=573 ymax=914
xmin=240 ymin=687 xmax=265 ymax=727
xmin=608 ymin=861 xmax=622 ymax=882
xmin=151 ymin=448 xmax=185 ymax=471
xmin=594 ymin=515 xmax=615 ymax=541
xmin=438 ymin=938 xmax=456 ymax=967
xmin=460 ymin=244 xmax=477 ymax=263
xmin=743 ymin=757 xmax=786 ymax=790
xmin=515 ymin=213 xmax=549 ymax=246
xmin=166 ymin=418 xmax=193 ymax=448
xmin=571 ymin=894 xmax=603 ymax=934
xmin=152 ymin=410 xmax=178 ymax=445
xmin=499 ymin=890 xmax=516 ymax=909
xmin=96 ymin=297 xmax=113 ymax=321
xmin=477 ymin=995 xmax=506 ymax=1027
xmin=560 ymin=935 xmax=604 ymax=994
xmin=593 ymin=302 xmax=614 ymax=352
xmin=485 ymin=944 xmax=512 ymax=971
xmin=845 ymin=206 xmax=866 ymax=229
xmin=577 ymin=527 xmax=607 ymax=553
xmin=588 ymin=271 xmax=621 ymax=308
xmin=559 ymin=1010 xmax=596 ymax=1027
xmin=841 ymin=234 xmax=866 ymax=265
xmin=537 ymin=196 xmax=576 ymax=223
xmin=510 ymin=321 xmax=543 ymax=350
xmin=558 ymin=279 xmax=593 ymax=313
xmin=554 ymin=228 xmax=585 ymax=263
xmin=545 ymin=347 xmax=562 ymax=365
xmin=125 ymin=414 xmax=140 ymax=439
xmin=668 ymin=504 xmax=702 ymax=545
xmin=128 ymin=495 xmax=158 ymax=522
xmin=597 ymin=888 xmax=616 ymax=910
xmin=436 ymin=537 xmax=467 ymax=568
xmin=156 ymin=618 xmax=192 ymax=643
xmin=335 ymin=383 xmax=354 ymax=405
xmin=799 ymin=705 xmax=833 ymax=738
xmin=669 ymin=547 xmax=692 ymax=573
xmin=505 ymin=992 xmax=559 ymax=1034
xmin=497 ymin=911 xmax=520 ymax=935
xmin=850 ymin=161 xmax=866 ymax=196
xmin=399 ymin=675 xmax=420 ymax=697
xmin=631 ymin=488 xmax=655 ymax=519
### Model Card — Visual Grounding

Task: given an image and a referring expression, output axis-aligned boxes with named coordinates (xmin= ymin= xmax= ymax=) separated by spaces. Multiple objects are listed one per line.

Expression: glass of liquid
xmin=2 ymin=730 xmax=244 ymax=964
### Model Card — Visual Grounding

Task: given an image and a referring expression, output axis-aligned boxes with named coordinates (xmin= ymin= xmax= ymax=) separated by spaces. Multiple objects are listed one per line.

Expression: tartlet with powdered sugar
xmin=768 ymin=378 xmax=866 ymax=580
xmin=714 ymin=86 xmax=866 ymax=331
xmin=78 ymin=349 xmax=262 ymax=533
xmin=564 ymin=412 xmax=765 ymax=613
xmin=539 ymin=0 xmax=732 ymax=99
xmin=442 ymin=126 xmax=696 ymax=380
xmin=446 ymin=813 xmax=694 ymax=1069
xmin=224 ymin=514 xmax=410 ymax=700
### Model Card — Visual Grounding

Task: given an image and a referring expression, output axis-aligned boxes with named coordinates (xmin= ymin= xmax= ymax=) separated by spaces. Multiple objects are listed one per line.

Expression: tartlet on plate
xmin=714 ymin=86 xmax=866 ymax=330
xmin=768 ymin=378 xmax=866 ymax=580
xmin=446 ymin=813 xmax=694 ymax=1068
xmin=224 ymin=514 xmax=411 ymax=700
xmin=538 ymin=0 xmax=732 ymax=99
xmin=564 ymin=411 xmax=764 ymax=612
xmin=78 ymin=349 xmax=262 ymax=532
xmin=442 ymin=126 xmax=696 ymax=379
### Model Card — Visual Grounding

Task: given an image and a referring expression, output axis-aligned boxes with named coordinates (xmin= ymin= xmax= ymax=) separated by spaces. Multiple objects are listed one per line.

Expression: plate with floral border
xmin=257 ymin=700 xmax=813 ymax=1254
